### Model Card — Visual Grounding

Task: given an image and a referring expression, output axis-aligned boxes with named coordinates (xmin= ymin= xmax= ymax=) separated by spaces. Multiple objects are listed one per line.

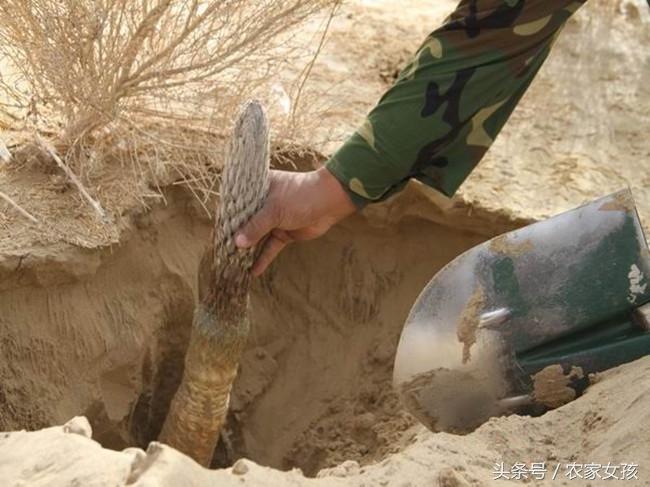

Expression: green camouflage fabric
xmin=326 ymin=0 xmax=588 ymax=207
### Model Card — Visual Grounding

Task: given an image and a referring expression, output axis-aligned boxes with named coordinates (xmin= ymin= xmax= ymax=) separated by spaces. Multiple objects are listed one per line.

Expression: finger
xmin=235 ymin=203 xmax=277 ymax=249
xmin=251 ymin=230 xmax=291 ymax=276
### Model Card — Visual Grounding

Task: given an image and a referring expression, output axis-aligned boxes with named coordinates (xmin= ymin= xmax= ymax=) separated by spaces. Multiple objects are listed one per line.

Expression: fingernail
xmin=235 ymin=233 xmax=249 ymax=248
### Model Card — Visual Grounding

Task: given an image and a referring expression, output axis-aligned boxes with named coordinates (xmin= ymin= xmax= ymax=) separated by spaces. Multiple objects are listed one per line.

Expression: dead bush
xmin=0 ymin=0 xmax=338 ymax=211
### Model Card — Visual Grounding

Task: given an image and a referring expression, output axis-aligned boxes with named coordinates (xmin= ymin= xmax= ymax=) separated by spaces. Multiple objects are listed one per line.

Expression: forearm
xmin=326 ymin=0 xmax=588 ymax=206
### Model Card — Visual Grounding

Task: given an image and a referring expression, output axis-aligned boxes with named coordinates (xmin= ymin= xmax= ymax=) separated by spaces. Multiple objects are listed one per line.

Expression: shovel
xmin=393 ymin=189 xmax=650 ymax=433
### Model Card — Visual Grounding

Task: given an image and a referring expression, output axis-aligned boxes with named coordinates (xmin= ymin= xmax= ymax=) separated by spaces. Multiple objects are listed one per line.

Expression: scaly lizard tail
xmin=159 ymin=101 xmax=269 ymax=466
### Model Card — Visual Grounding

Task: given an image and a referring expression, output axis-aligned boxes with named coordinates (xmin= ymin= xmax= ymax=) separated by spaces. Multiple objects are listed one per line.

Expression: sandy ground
xmin=2 ymin=357 xmax=649 ymax=486
xmin=0 ymin=0 xmax=649 ymax=486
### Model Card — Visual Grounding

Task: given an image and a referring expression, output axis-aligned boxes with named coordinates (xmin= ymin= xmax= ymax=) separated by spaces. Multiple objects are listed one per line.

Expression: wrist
xmin=315 ymin=166 xmax=357 ymax=218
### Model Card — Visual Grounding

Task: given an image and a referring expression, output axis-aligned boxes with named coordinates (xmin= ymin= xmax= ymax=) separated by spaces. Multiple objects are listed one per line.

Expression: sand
xmin=2 ymin=357 xmax=649 ymax=485
xmin=0 ymin=0 xmax=649 ymax=486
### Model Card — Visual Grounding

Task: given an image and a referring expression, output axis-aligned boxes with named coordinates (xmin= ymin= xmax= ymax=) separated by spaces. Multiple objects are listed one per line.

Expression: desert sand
xmin=0 ymin=0 xmax=649 ymax=486
xmin=2 ymin=356 xmax=649 ymax=486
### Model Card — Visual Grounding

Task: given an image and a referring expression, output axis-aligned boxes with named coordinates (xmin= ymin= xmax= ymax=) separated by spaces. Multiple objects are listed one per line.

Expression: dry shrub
xmin=0 ymin=0 xmax=339 ymax=212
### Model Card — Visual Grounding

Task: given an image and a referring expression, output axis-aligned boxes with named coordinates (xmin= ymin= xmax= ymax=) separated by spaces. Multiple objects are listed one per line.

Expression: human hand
xmin=235 ymin=167 xmax=357 ymax=276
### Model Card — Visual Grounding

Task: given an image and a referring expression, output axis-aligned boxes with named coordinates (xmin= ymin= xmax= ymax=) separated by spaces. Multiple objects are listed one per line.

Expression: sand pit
xmin=1 ymin=0 xmax=649 ymax=486
xmin=0 ymin=178 xmax=498 ymax=475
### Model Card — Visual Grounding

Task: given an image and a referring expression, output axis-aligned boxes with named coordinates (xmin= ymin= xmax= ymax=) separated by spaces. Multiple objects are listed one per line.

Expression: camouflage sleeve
xmin=325 ymin=0 xmax=588 ymax=207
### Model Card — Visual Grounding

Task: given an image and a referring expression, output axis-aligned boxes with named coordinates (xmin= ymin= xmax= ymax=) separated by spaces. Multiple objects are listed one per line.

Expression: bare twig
xmin=36 ymin=136 xmax=108 ymax=222
xmin=290 ymin=1 xmax=340 ymax=123
xmin=0 ymin=190 xmax=38 ymax=223
xmin=0 ymin=137 xmax=11 ymax=163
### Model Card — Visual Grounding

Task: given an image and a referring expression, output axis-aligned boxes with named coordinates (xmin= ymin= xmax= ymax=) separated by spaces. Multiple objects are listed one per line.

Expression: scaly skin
xmin=159 ymin=101 xmax=269 ymax=466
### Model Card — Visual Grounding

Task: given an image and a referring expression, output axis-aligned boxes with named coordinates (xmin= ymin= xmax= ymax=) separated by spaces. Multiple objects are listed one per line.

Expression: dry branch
xmin=0 ymin=190 xmax=38 ymax=223
xmin=0 ymin=137 xmax=10 ymax=163
xmin=36 ymin=136 xmax=107 ymax=222
xmin=0 ymin=0 xmax=339 ymax=201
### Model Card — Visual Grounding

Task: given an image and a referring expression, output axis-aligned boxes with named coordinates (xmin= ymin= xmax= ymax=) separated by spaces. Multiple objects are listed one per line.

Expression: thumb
xmin=235 ymin=203 xmax=277 ymax=249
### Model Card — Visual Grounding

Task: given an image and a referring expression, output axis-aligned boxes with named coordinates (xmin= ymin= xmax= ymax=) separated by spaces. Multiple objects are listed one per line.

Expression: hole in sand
xmin=152 ymin=211 xmax=488 ymax=476
xmin=0 ymin=185 xmax=494 ymax=478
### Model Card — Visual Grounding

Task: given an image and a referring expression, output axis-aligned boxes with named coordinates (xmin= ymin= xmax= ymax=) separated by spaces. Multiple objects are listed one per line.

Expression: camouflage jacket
xmin=326 ymin=0 xmax=588 ymax=207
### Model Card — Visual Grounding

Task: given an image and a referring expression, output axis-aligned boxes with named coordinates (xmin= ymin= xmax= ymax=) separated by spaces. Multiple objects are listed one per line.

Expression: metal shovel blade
xmin=393 ymin=189 xmax=650 ymax=434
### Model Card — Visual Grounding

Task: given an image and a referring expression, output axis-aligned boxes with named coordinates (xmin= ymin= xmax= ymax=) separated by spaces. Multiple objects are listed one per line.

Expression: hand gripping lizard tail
xmin=160 ymin=101 xmax=270 ymax=466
